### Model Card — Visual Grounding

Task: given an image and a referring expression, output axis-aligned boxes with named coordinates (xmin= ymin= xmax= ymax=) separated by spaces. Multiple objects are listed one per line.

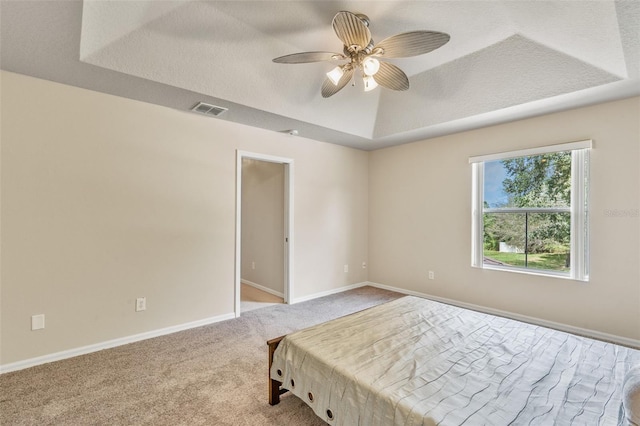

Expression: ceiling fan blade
xmin=332 ymin=11 xmax=371 ymax=52
xmin=273 ymin=51 xmax=346 ymax=64
xmin=375 ymin=31 xmax=450 ymax=58
xmin=374 ymin=61 xmax=409 ymax=91
xmin=321 ymin=66 xmax=354 ymax=98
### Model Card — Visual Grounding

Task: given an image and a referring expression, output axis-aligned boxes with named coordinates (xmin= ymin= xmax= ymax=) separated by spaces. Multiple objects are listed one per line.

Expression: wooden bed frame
xmin=267 ymin=335 xmax=287 ymax=405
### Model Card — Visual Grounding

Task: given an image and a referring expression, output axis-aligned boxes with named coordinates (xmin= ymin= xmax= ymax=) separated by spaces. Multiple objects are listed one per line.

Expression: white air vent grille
xmin=191 ymin=102 xmax=228 ymax=117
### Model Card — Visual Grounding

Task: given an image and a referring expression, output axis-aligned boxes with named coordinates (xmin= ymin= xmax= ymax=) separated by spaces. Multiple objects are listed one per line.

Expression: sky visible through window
xmin=484 ymin=160 xmax=508 ymax=207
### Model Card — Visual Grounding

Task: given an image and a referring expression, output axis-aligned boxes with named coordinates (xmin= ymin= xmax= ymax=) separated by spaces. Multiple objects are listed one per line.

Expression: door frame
xmin=235 ymin=150 xmax=294 ymax=317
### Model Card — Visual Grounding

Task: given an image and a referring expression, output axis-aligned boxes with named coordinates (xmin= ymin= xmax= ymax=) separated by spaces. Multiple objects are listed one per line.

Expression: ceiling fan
xmin=273 ymin=11 xmax=450 ymax=98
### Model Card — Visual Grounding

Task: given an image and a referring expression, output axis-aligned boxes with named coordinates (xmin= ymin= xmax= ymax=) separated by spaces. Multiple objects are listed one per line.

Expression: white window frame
xmin=470 ymin=140 xmax=591 ymax=281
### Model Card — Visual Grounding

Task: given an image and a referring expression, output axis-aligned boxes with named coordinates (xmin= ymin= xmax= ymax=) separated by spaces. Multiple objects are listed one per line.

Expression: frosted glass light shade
xmin=362 ymin=57 xmax=380 ymax=76
xmin=363 ymin=75 xmax=378 ymax=91
xmin=326 ymin=66 xmax=344 ymax=85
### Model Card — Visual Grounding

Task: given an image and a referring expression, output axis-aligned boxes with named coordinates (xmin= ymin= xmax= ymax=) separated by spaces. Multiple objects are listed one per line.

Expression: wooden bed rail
xmin=267 ymin=335 xmax=288 ymax=405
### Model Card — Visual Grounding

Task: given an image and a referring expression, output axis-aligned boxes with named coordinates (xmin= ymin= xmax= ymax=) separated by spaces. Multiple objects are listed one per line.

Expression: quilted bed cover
xmin=270 ymin=296 xmax=640 ymax=425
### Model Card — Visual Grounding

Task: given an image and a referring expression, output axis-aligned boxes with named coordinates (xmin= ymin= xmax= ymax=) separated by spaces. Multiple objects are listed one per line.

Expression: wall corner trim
xmin=290 ymin=282 xmax=369 ymax=304
xmin=241 ymin=279 xmax=285 ymax=298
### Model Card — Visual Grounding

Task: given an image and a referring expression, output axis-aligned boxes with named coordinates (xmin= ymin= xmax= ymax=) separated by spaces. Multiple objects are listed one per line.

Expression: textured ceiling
xmin=2 ymin=1 xmax=639 ymax=150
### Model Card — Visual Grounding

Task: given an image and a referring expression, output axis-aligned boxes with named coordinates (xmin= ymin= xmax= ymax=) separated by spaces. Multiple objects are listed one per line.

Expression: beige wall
xmin=369 ymin=96 xmax=640 ymax=341
xmin=241 ymin=159 xmax=284 ymax=294
xmin=0 ymin=71 xmax=369 ymax=365
xmin=2 ymin=69 xmax=637 ymax=367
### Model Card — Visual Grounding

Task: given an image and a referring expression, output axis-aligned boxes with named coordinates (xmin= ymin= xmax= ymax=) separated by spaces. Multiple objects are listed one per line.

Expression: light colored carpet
xmin=0 ymin=286 xmax=402 ymax=425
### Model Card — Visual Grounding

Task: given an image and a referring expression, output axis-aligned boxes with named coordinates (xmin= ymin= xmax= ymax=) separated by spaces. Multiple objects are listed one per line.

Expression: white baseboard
xmin=6 ymin=281 xmax=636 ymax=374
xmin=291 ymin=282 xmax=369 ymax=304
xmin=0 ymin=312 xmax=236 ymax=374
xmin=366 ymin=281 xmax=640 ymax=349
xmin=241 ymin=279 xmax=284 ymax=298
xmin=2 ymin=281 xmax=363 ymax=374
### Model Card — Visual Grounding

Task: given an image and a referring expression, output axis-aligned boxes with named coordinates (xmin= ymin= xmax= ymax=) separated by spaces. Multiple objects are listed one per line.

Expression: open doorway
xmin=240 ymin=158 xmax=284 ymax=311
xmin=235 ymin=151 xmax=293 ymax=317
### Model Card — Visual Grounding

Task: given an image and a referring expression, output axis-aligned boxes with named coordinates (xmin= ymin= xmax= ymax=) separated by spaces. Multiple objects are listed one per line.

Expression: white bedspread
xmin=270 ymin=296 xmax=640 ymax=425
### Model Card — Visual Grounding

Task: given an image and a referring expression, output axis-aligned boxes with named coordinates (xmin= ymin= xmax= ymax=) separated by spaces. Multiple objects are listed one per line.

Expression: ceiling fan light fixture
xmin=272 ymin=11 xmax=450 ymax=97
xmin=363 ymin=75 xmax=378 ymax=92
xmin=362 ymin=57 xmax=380 ymax=76
xmin=327 ymin=66 xmax=344 ymax=85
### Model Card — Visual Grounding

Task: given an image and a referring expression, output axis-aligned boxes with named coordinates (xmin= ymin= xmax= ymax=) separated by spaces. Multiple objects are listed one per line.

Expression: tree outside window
xmin=471 ymin=141 xmax=590 ymax=281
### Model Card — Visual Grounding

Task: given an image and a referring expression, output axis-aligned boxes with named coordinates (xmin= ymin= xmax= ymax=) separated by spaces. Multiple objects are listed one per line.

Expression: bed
xmin=267 ymin=296 xmax=640 ymax=425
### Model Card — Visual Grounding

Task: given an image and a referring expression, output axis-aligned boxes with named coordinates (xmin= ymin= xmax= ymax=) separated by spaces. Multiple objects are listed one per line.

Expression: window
xmin=470 ymin=140 xmax=590 ymax=281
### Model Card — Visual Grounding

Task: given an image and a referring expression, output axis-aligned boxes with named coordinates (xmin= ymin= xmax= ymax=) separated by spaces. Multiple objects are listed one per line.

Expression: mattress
xmin=270 ymin=296 xmax=640 ymax=425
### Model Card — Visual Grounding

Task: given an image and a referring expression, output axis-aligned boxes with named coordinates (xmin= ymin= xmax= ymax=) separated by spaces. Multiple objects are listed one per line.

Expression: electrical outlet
xmin=428 ymin=271 xmax=435 ymax=280
xmin=362 ymin=261 xmax=367 ymax=269
xmin=136 ymin=297 xmax=146 ymax=312
xmin=251 ymin=261 xmax=255 ymax=270
xmin=344 ymin=264 xmax=349 ymax=273
xmin=31 ymin=314 xmax=45 ymax=331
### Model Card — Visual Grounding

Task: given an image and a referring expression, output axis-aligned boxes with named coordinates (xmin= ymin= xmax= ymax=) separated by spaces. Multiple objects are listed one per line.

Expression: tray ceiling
xmin=2 ymin=1 xmax=638 ymax=150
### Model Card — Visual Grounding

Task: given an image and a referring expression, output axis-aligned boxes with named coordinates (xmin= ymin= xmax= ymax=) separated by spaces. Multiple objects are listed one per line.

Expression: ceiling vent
xmin=190 ymin=102 xmax=228 ymax=117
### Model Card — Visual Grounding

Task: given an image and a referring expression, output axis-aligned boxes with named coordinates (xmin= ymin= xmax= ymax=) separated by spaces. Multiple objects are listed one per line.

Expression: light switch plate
xmin=31 ymin=314 xmax=45 ymax=330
